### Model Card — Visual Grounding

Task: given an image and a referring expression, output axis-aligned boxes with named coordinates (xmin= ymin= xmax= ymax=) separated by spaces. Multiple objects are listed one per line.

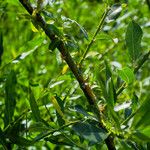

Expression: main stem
xmin=19 ymin=0 xmax=116 ymax=149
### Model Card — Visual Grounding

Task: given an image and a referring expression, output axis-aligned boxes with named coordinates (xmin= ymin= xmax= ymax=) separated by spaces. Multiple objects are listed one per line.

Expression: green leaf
xmin=5 ymin=0 xmax=18 ymax=5
xmin=28 ymin=122 xmax=50 ymax=132
xmin=129 ymin=97 xmax=150 ymax=141
xmin=118 ymin=140 xmax=133 ymax=150
xmin=118 ymin=67 xmax=135 ymax=84
xmin=46 ymin=134 xmax=74 ymax=146
xmin=48 ymin=39 xmax=61 ymax=51
xmin=46 ymin=24 xmax=63 ymax=38
xmin=74 ymin=105 xmax=90 ymax=117
xmin=72 ymin=120 xmax=108 ymax=145
xmin=106 ymin=78 xmax=115 ymax=107
xmin=29 ymin=88 xmax=42 ymax=122
xmin=132 ymin=129 xmax=150 ymax=142
xmin=4 ymin=70 xmax=17 ymax=127
xmin=105 ymin=60 xmax=112 ymax=81
xmin=131 ymin=92 xmax=139 ymax=111
xmin=0 ymin=128 xmax=7 ymax=147
xmin=97 ymin=33 xmax=113 ymax=41
xmin=51 ymin=96 xmax=64 ymax=120
xmin=49 ymin=80 xmax=65 ymax=88
xmin=131 ymin=98 xmax=150 ymax=130
xmin=12 ymin=36 xmax=44 ymax=63
xmin=106 ymin=4 xmax=122 ymax=23
xmin=55 ymin=95 xmax=64 ymax=113
xmin=54 ymin=95 xmax=65 ymax=126
xmin=75 ymin=22 xmax=88 ymax=40
xmin=125 ymin=21 xmax=143 ymax=62
xmin=108 ymin=106 xmax=121 ymax=130
xmin=0 ymin=30 xmax=3 ymax=65
xmin=56 ymin=111 xmax=65 ymax=126
xmin=61 ymin=16 xmax=88 ymax=40
xmin=105 ymin=61 xmax=116 ymax=104
xmin=9 ymin=135 xmax=33 ymax=146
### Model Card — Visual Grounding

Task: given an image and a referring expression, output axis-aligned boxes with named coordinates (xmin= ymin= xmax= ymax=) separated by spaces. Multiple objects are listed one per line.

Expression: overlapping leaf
xmin=72 ymin=120 xmax=108 ymax=145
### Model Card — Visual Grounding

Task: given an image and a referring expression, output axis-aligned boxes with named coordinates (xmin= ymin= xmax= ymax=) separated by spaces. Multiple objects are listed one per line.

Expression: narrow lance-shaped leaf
xmin=12 ymin=36 xmax=44 ymax=63
xmin=106 ymin=78 xmax=115 ymax=107
xmin=105 ymin=61 xmax=116 ymax=105
xmin=46 ymin=135 xmax=75 ymax=146
xmin=61 ymin=16 xmax=88 ymax=40
xmin=131 ymin=98 xmax=150 ymax=130
xmin=104 ymin=62 xmax=120 ymax=129
xmin=130 ymin=98 xmax=150 ymax=142
xmin=106 ymin=3 xmax=122 ymax=23
xmin=51 ymin=96 xmax=64 ymax=120
xmin=0 ymin=30 xmax=3 ymax=65
xmin=54 ymin=95 xmax=65 ymax=126
xmin=125 ymin=20 xmax=143 ymax=63
xmin=29 ymin=88 xmax=42 ymax=122
xmin=4 ymin=70 xmax=17 ymax=127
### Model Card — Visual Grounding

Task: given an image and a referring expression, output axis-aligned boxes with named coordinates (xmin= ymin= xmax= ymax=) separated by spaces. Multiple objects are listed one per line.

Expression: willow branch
xmin=19 ymin=0 xmax=100 ymax=119
xmin=19 ymin=1 xmax=116 ymax=149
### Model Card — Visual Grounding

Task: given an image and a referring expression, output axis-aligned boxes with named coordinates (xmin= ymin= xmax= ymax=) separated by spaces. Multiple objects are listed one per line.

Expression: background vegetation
xmin=0 ymin=0 xmax=150 ymax=149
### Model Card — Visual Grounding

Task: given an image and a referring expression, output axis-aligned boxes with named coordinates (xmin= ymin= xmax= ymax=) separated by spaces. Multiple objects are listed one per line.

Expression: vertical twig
xmin=79 ymin=7 xmax=110 ymax=65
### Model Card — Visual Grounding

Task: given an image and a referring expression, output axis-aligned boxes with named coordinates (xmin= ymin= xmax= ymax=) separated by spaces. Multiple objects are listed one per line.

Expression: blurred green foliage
xmin=0 ymin=0 xmax=150 ymax=149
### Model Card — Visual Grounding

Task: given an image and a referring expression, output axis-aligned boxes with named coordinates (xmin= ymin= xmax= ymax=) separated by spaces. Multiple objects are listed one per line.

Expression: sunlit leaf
xmin=118 ymin=67 xmax=134 ymax=84
xmin=5 ymin=0 xmax=18 ymax=5
xmin=49 ymin=80 xmax=64 ymax=88
xmin=96 ymin=33 xmax=113 ymax=41
xmin=12 ymin=36 xmax=44 ymax=63
xmin=61 ymin=16 xmax=88 ymax=40
xmin=51 ymin=96 xmax=64 ymax=118
xmin=114 ymin=101 xmax=131 ymax=112
xmin=61 ymin=64 xmax=69 ymax=74
xmin=106 ymin=4 xmax=122 ymax=23
xmin=31 ymin=23 xmax=39 ymax=32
